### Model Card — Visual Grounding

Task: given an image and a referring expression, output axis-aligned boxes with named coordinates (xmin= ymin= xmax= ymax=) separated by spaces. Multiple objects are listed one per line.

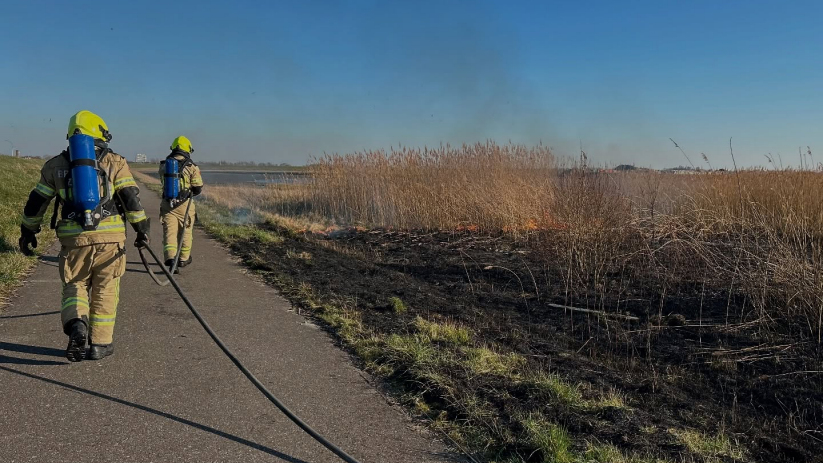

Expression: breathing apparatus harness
xmin=149 ymin=150 xmax=198 ymax=277
xmin=162 ymin=150 xmax=195 ymax=209
xmin=51 ymin=132 xmax=116 ymax=231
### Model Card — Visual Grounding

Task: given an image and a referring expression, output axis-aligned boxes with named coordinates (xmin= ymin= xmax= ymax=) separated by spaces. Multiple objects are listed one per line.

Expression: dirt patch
xmin=212 ymin=222 xmax=822 ymax=462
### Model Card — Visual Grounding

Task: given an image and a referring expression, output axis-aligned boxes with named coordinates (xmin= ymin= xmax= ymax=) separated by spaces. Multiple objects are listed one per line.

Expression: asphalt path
xmin=0 ymin=188 xmax=457 ymax=463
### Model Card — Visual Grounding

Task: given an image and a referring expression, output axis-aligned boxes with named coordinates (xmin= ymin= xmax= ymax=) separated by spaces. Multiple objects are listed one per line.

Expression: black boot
xmin=65 ymin=319 xmax=87 ymax=362
xmin=178 ymin=256 xmax=192 ymax=268
xmin=88 ymin=344 xmax=114 ymax=360
xmin=165 ymin=258 xmax=180 ymax=274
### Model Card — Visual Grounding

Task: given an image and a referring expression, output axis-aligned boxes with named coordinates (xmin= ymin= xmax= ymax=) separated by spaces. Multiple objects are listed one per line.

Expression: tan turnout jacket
xmin=22 ymin=150 xmax=148 ymax=247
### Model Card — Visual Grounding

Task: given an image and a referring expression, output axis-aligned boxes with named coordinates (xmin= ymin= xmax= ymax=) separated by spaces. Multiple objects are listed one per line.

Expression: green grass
xmin=463 ymin=346 xmax=526 ymax=377
xmin=520 ymin=413 xmax=574 ymax=463
xmin=384 ymin=334 xmax=440 ymax=368
xmin=583 ymin=442 xmax=673 ymax=463
xmin=0 ymin=156 xmax=55 ymax=307
xmin=584 ymin=443 xmax=627 ymax=463
xmin=669 ymin=428 xmax=746 ymax=461
xmin=209 ymin=222 xmax=283 ymax=244
xmin=596 ymin=389 xmax=629 ymax=409
xmin=389 ymin=296 xmax=407 ymax=314
xmin=524 ymin=372 xmax=630 ymax=412
xmin=414 ymin=316 xmax=472 ymax=345
xmin=142 ymin=173 xmax=286 ymax=247
xmin=526 ymin=372 xmax=586 ymax=408
xmin=137 ymin=176 xmax=280 ymax=245
xmin=192 ymin=197 xmax=284 ymax=244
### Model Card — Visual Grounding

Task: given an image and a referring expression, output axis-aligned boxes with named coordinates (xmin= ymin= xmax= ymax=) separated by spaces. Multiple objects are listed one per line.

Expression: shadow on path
xmin=0 ymin=341 xmax=66 ymax=366
xmin=0 ymin=365 xmax=311 ymax=463
xmin=38 ymin=255 xmax=59 ymax=268
xmin=0 ymin=354 xmax=65 ymax=366
xmin=126 ymin=260 xmax=159 ymax=275
xmin=0 ymin=310 xmax=60 ymax=320
xmin=0 ymin=341 xmax=64 ymax=357
xmin=126 ymin=268 xmax=150 ymax=274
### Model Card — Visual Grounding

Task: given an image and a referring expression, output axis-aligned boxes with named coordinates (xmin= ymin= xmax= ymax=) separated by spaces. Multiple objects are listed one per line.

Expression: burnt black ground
xmin=0 ymin=193 xmax=457 ymax=463
xmin=228 ymin=224 xmax=823 ymax=463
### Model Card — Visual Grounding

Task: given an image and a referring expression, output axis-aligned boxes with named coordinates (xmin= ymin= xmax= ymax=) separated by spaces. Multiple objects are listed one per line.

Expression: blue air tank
xmin=164 ymin=158 xmax=179 ymax=199
xmin=67 ymin=133 xmax=100 ymax=216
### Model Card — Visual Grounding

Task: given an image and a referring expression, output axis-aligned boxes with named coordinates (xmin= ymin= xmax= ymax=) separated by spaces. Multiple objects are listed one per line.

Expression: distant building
xmin=135 ymin=153 xmax=148 ymax=163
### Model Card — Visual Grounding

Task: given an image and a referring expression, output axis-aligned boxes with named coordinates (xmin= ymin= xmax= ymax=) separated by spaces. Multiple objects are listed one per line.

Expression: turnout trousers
xmin=59 ymin=243 xmax=126 ymax=345
xmin=162 ymin=200 xmax=195 ymax=261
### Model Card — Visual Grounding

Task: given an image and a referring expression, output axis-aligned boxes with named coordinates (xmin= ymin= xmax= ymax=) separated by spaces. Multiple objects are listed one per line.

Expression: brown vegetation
xmin=206 ymin=142 xmax=823 ymax=343
xmin=190 ymin=142 xmax=823 ymax=462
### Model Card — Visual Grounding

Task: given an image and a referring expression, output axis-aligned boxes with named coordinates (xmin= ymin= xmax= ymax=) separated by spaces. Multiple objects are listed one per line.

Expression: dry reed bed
xmin=541 ymin=169 xmax=823 ymax=350
xmin=199 ymin=143 xmax=823 ymax=343
xmin=309 ymin=142 xmax=556 ymax=232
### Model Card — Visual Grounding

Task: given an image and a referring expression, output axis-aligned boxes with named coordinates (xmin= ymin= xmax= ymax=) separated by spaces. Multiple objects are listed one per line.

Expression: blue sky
xmin=1 ymin=0 xmax=821 ymax=167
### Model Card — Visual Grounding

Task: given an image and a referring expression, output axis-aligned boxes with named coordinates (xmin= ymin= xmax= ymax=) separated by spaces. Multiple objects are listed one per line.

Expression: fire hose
xmin=136 ymin=204 xmax=363 ymax=463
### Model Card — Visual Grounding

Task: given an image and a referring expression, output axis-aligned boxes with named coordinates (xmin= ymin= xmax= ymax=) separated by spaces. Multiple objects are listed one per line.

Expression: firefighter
xmin=159 ymin=136 xmax=203 ymax=272
xmin=19 ymin=110 xmax=150 ymax=362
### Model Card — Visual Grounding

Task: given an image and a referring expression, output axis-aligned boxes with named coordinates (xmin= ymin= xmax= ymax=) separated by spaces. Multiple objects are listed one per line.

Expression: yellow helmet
xmin=66 ymin=110 xmax=112 ymax=142
xmin=171 ymin=136 xmax=193 ymax=153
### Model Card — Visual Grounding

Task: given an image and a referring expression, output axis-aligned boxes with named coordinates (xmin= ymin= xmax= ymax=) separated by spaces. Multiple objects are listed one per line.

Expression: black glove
xmin=19 ymin=225 xmax=38 ymax=256
xmin=132 ymin=217 xmax=150 ymax=248
xmin=134 ymin=232 xmax=150 ymax=248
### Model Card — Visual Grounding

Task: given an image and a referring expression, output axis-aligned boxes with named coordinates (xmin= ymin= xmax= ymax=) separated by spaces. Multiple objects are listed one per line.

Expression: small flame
xmin=455 ymin=224 xmax=480 ymax=232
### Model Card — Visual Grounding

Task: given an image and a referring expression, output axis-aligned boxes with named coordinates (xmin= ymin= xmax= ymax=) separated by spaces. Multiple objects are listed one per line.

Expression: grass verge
xmin=0 ymin=156 xmax=55 ymax=309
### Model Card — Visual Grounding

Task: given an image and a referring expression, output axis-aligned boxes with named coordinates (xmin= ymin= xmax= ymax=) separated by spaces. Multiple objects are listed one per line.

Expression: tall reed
xmin=309 ymin=141 xmax=556 ymax=233
xmin=200 ymin=143 xmax=823 ymax=341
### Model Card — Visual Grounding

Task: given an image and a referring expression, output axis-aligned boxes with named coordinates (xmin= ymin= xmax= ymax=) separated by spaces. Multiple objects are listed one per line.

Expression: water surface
xmin=148 ymin=170 xmax=308 ymax=185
